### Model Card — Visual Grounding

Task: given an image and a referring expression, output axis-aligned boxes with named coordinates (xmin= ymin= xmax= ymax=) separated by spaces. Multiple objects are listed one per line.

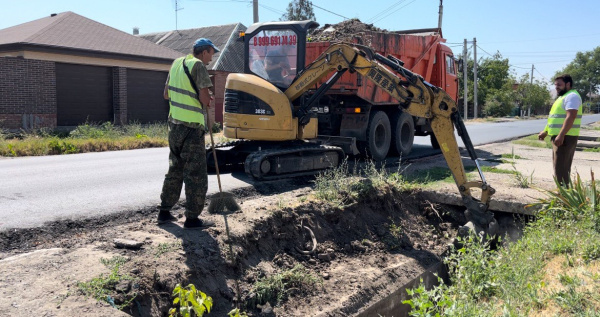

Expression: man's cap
xmin=193 ymin=38 xmax=220 ymax=53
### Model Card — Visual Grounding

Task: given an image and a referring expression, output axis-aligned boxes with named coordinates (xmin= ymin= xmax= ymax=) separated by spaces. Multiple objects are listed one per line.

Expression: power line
xmin=312 ymin=3 xmax=349 ymax=20
xmin=476 ymin=44 xmax=496 ymax=57
xmin=479 ymin=32 xmax=600 ymax=44
xmin=258 ymin=3 xmax=284 ymax=15
xmin=534 ymin=68 xmax=550 ymax=81
xmin=367 ymin=0 xmax=406 ymax=23
xmin=372 ymin=0 xmax=419 ymax=24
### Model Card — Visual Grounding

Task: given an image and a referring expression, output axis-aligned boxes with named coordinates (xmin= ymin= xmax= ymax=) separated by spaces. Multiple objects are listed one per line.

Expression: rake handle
xmin=208 ymin=127 xmax=223 ymax=194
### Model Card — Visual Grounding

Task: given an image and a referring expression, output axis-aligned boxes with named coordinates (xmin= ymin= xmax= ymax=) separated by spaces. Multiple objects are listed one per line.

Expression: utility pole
xmin=463 ymin=39 xmax=468 ymax=119
xmin=529 ymin=64 xmax=534 ymax=117
xmin=253 ymin=0 xmax=259 ymax=23
xmin=473 ymin=37 xmax=478 ymax=118
xmin=438 ymin=0 xmax=443 ymax=30
xmin=175 ymin=0 xmax=183 ymax=31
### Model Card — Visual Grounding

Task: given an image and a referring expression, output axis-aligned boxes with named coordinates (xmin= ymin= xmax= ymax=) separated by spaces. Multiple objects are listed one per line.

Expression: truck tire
xmin=364 ymin=110 xmax=391 ymax=161
xmin=430 ymin=133 xmax=441 ymax=149
xmin=390 ymin=111 xmax=415 ymax=156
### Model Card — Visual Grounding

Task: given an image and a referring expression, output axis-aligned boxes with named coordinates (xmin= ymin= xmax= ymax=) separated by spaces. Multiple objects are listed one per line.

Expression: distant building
xmin=139 ymin=23 xmax=246 ymax=125
xmin=0 ymin=12 xmax=183 ymax=130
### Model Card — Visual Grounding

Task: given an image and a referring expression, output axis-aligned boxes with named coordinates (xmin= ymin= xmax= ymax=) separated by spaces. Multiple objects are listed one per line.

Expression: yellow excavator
xmin=212 ymin=21 xmax=497 ymax=235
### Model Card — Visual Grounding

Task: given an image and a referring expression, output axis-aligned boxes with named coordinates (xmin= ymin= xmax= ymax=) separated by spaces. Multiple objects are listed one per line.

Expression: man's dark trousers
xmin=551 ymin=135 xmax=578 ymax=187
xmin=160 ymin=121 xmax=208 ymax=218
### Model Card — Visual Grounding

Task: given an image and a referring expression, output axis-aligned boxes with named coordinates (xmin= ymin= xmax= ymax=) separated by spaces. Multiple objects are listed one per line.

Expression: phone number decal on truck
xmin=253 ymin=35 xmax=297 ymax=47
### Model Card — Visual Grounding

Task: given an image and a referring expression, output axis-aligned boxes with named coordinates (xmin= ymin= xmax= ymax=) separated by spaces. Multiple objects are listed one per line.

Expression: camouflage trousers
xmin=160 ymin=121 xmax=208 ymax=218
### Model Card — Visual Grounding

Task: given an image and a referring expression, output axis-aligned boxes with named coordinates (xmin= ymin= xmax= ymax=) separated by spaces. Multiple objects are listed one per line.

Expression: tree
xmin=515 ymin=74 xmax=551 ymax=115
xmin=459 ymin=51 xmax=514 ymax=117
xmin=281 ymin=0 xmax=316 ymax=21
xmin=555 ymin=46 xmax=600 ymax=102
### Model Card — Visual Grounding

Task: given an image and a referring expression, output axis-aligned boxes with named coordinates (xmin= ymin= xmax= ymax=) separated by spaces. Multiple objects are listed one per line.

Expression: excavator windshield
xmin=248 ymin=29 xmax=298 ymax=88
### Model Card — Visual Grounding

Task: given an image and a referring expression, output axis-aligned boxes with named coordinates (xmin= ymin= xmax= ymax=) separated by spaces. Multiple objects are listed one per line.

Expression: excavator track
xmin=244 ymin=144 xmax=345 ymax=181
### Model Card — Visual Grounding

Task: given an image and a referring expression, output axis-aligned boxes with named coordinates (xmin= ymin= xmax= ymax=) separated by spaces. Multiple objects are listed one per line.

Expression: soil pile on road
xmin=309 ymin=18 xmax=386 ymax=42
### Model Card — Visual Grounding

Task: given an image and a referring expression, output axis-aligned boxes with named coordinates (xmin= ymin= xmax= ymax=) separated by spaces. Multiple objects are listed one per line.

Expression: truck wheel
xmin=430 ymin=134 xmax=441 ymax=149
xmin=365 ymin=110 xmax=391 ymax=161
xmin=390 ymin=111 xmax=415 ymax=156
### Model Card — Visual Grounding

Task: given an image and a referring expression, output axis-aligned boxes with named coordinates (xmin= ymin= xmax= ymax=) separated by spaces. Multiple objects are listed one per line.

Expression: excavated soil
xmin=0 ymin=185 xmax=463 ymax=317
xmin=309 ymin=18 xmax=385 ymax=42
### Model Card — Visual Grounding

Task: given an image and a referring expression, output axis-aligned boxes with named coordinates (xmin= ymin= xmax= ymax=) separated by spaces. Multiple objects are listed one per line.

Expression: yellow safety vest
xmin=545 ymin=89 xmax=582 ymax=136
xmin=167 ymin=55 xmax=206 ymax=126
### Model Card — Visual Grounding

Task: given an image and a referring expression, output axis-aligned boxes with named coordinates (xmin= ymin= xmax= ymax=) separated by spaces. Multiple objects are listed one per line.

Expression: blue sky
xmin=2 ymin=0 xmax=599 ymax=86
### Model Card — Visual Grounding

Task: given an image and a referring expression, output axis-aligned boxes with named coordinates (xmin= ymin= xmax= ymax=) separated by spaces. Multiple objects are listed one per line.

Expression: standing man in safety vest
xmin=538 ymin=74 xmax=583 ymax=187
xmin=158 ymin=38 xmax=219 ymax=229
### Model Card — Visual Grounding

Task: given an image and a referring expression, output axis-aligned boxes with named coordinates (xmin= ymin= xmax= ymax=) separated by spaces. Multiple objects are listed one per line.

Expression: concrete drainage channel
xmin=356 ymin=191 xmax=530 ymax=317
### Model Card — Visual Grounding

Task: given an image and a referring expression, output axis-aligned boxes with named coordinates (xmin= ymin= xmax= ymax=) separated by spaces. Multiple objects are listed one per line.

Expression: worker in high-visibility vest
xmin=158 ymin=38 xmax=219 ymax=229
xmin=538 ymin=74 xmax=583 ymax=187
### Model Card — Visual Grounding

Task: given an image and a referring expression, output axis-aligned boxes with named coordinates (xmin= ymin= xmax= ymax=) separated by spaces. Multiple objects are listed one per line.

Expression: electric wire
xmin=312 ymin=3 xmax=349 ymax=20
xmin=367 ymin=0 xmax=407 ymax=23
xmin=372 ymin=0 xmax=419 ymax=24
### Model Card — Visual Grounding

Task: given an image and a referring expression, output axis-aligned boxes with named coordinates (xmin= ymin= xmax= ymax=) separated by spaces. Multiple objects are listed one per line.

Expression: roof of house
xmin=0 ymin=11 xmax=182 ymax=61
xmin=140 ymin=23 xmax=246 ymax=72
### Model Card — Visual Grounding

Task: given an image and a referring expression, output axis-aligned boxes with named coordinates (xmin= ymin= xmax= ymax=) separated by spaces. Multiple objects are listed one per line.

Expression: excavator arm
xmin=285 ymin=43 xmax=497 ymax=235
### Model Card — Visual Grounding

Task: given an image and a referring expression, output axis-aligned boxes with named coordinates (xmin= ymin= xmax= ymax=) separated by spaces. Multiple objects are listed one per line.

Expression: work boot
xmin=183 ymin=217 xmax=215 ymax=230
xmin=157 ymin=210 xmax=177 ymax=224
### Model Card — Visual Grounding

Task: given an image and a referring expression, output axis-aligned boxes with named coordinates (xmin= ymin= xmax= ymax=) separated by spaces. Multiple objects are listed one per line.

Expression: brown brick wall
xmin=210 ymin=70 xmax=229 ymax=125
xmin=0 ymin=57 xmax=57 ymax=130
xmin=113 ymin=67 xmax=127 ymax=125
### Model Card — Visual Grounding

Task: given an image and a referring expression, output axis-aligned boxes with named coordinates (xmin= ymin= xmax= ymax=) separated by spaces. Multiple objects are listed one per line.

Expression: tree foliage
xmin=281 ymin=0 xmax=316 ymax=21
xmin=515 ymin=74 xmax=552 ymax=115
xmin=459 ymin=52 xmax=516 ymax=117
xmin=556 ymin=46 xmax=600 ymax=101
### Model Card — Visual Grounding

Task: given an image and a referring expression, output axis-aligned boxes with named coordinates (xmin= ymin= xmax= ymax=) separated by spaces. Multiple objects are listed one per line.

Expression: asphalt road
xmin=2 ymin=114 xmax=599 ymax=231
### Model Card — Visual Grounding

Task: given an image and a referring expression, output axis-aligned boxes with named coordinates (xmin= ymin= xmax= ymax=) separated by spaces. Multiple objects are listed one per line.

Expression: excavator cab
xmin=223 ymin=21 xmax=319 ymax=142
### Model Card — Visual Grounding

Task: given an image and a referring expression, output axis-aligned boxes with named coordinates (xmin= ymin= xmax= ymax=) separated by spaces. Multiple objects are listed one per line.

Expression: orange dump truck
xmin=304 ymin=28 xmax=459 ymax=158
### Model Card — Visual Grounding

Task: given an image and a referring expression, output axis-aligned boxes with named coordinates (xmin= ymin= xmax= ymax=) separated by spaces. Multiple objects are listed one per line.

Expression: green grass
xmin=77 ymin=256 xmax=135 ymax=310
xmin=251 ymin=264 xmax=320 ymax=306
xmin=403 ymin=172 xmax=600 ymax=316
xmin=500 ymin=153 xmax=524 ymax=159
xmin=512 ymin=134 xmax=553 ymax=148
xmin=0 ymin=122 xmax=169 ymax=156
xmin=584 ymin=147 xmax=600 ymax=152
xmin=313 ymin=159 xmax=413 ymax=206
xmin=404 ymin=166 xmax=517 ymax=187
xmin=154 ymin=240 xmax=182 ymax=258
xmin=0 ymin=121 xmax=230 ymax=157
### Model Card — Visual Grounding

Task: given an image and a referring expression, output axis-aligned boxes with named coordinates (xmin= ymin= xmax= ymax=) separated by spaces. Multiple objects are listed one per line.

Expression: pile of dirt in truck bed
xmin=0 ymin=185 xmax=465 ymax=316
xmin=309 ymin=18 xmax=386 ymax=42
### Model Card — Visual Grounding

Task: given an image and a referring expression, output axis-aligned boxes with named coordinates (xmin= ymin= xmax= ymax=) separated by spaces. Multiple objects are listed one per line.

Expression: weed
xmin=0 ymin=122 xmax=168 ymax=157
xmin=582 ymin=243 xmax=600 ymax=262
xmin=553 ymin=286 xmax=588 ymax=315
xmin=276 ymin=195 xmax=286 ymax=209
xmin=512 ymin=134 xmax=553 ymax=148
xmin=558 ymin=273 xmax=581 ymax=287
xmin=500 ymin=153 xmax=524 ymax=159
xmin=228 ymin=308 xmax=249 ymax=317
xmin=155 ymin=241 xmax=183 ymax=258
xmin=583 ymin=147 xmax=600 ymax=152
xmin=501 ymin=148 xmax=534 ymax=187
xmin=77 ymin=256 xmax=134 ymax=310
xmin=481 ymin=165 xmax=517 ymax=175
xmin=169 ymin=283 xmax=213 ymax=317
xmin=383 ymin=219 xmax=408 ymax=250
xmin=251 ymin=264 xmax=319 ymax=305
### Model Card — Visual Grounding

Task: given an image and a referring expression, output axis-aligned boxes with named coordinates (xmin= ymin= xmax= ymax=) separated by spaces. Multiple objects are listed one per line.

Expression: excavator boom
xmin=283 ymin=43 xmax=497 ymax=234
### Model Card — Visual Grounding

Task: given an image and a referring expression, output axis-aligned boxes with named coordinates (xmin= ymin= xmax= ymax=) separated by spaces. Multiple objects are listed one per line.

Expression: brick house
xmin=139 ymin=23 xmax=246 ymax=125
xmin=0 ymin=11 xmax=188 ymax=130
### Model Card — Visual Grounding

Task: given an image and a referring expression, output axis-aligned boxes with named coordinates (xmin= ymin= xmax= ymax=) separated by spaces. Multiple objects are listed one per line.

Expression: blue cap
xmin=193 ymin=38 xmax=220 ymax=52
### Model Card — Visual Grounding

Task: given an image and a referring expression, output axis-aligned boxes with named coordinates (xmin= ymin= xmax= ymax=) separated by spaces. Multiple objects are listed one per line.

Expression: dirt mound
xmin=0 ymin=186 xmax=463 ymax=316
xmin=309 ymin=18 xmax=386 ymax=42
